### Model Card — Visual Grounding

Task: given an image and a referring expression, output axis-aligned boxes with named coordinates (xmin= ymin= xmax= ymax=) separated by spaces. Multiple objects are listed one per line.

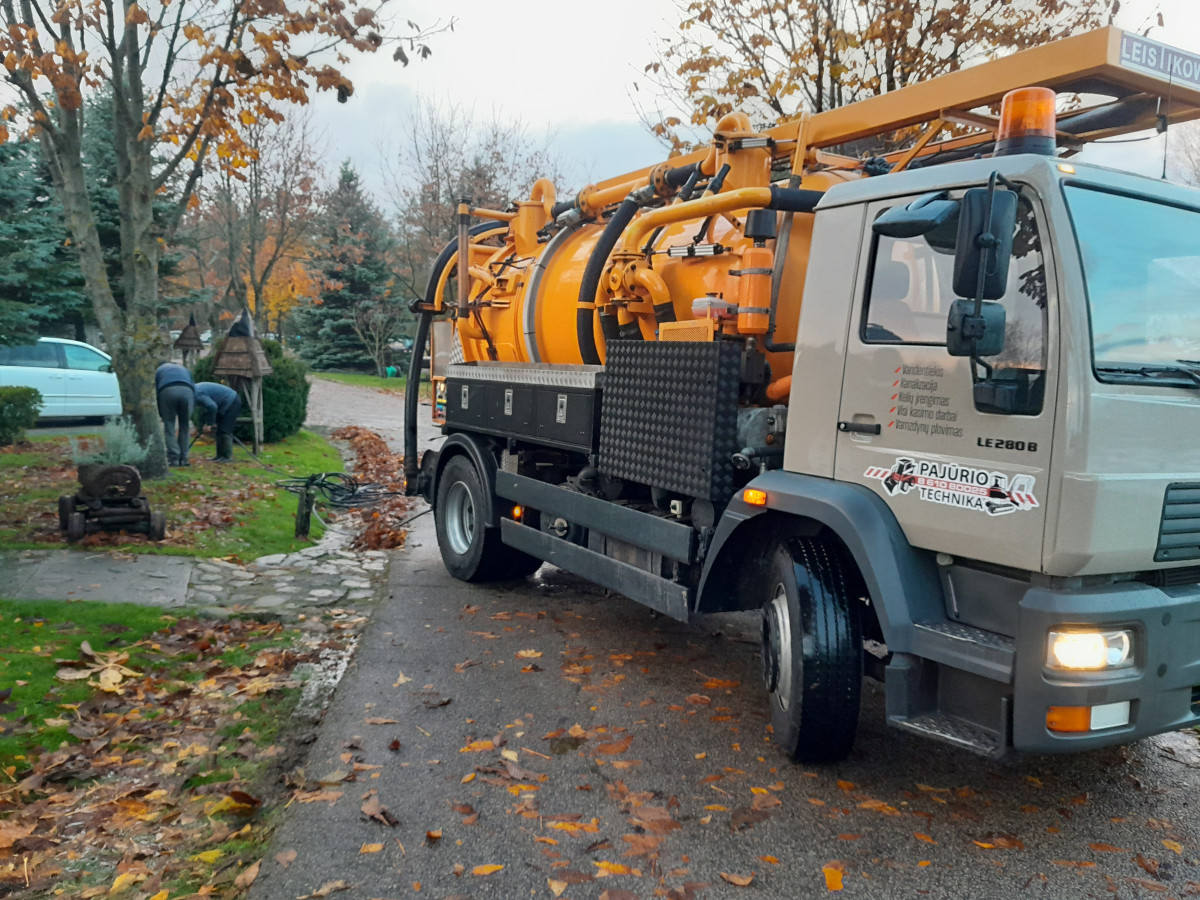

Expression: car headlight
xmin=1046 ymin=629 xmax=1133 ymax=671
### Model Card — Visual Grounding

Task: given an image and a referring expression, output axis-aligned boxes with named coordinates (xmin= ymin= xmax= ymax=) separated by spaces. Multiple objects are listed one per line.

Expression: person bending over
xmin=154 ymin=361 xmax=194 ymax=466
xmin=194 ymin=381 xmax=242 ymax=462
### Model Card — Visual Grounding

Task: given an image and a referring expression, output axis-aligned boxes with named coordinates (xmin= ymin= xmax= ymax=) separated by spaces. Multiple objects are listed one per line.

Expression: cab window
xmin=862 ymin=194 xmax=1049 ymax=415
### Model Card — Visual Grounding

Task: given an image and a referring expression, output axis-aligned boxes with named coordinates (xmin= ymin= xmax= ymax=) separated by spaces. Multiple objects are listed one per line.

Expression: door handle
xmin=837 ymin=421 xmax=881 ymax=435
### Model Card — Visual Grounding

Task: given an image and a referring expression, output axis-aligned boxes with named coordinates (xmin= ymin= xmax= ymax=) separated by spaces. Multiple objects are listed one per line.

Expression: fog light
xmin=1047 ymin=629 xmax=1133 ymax=671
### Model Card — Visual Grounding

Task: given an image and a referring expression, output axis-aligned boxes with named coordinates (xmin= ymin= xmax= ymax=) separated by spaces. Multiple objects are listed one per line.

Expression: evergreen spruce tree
xmin=296 ymin=162 xmax=398 ymax=371
xmin=0 ymin=140 xmax=88 ymax=345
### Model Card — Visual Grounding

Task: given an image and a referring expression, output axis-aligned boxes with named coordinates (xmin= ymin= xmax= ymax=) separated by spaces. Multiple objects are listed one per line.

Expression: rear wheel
xmin=66 ymin=511 xmax=86 ymax=542
xmin=434 ymin=454 xmax=541 ymax=582
xmin=761 ymin=537 xmax=862 ymax=763
xmin=148 ymin=511 xmax=166 ymax=541
xmin=58 ymin=495 xmax=75 ymax=531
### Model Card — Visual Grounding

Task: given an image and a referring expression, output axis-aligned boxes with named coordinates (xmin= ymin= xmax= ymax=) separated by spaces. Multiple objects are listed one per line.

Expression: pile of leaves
xmin=0 ymin=615 xmax=363 ymax=898
xmin=329 ymin=426 xmax=410 ymax=550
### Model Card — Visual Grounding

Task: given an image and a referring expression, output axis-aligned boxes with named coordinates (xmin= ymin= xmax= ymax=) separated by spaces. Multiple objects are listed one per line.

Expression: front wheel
xmin=434 ymin=454 xmax=541 ymax=582
xmin=760 ymin=537 xmax=862 ymax=763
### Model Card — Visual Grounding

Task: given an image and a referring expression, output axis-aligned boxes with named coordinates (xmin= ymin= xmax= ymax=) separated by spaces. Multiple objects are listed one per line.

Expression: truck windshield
xmin=1066 ymin=184 xmax=1200 ymax=380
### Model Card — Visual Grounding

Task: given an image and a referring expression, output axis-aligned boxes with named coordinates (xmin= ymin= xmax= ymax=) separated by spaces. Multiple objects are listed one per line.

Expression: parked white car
xmin=0 ymin=337 xmax=123 ymax=419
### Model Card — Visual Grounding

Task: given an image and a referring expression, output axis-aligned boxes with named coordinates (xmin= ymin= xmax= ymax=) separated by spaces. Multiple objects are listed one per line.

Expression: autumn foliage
xmin=643 ymin=0 xmax=1121 ymax=148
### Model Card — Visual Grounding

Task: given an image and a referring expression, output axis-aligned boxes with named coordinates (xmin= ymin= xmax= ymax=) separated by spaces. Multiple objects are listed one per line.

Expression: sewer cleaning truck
xmin=404 ymin=27 xmax=1200 ymax=762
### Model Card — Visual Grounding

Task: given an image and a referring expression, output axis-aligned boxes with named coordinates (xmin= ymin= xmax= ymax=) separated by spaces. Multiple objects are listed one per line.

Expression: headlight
xmin=1046 ymin=629 xmax=1133 ymax=671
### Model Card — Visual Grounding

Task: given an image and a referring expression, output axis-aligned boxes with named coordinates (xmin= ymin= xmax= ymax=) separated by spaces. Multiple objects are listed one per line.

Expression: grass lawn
xmin=0 ymin=429 xmax=344 ymax=561
xmin=0 ymin=597 xmax=318 ymax=897
xmin=313 ymin=370 xmax=406 ymax=390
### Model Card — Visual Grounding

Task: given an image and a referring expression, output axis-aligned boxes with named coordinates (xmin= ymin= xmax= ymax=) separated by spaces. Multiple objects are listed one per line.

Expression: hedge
xmin=0 ymin=385 xmax=42 ymax=445
xmin=192 ymin=339 xmax=310 ymax=444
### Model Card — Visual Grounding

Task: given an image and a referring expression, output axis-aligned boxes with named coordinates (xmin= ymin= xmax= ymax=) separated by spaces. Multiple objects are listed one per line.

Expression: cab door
xmin=832 ymin=190 xmax=1058 ymax=573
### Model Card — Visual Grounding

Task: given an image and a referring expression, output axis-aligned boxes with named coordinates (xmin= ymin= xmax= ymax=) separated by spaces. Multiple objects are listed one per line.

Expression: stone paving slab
xmin=0 ymin=550 xmax=194 ymax=606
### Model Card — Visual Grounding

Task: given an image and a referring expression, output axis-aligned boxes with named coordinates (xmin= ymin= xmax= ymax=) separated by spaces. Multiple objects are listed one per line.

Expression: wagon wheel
xmin=66 ymin=511 xmax=87 ymax=542
xmin=58 ymin=495 xmax=75 ymax=531
xmin=148 ymin=511 xmax=166 ymax=542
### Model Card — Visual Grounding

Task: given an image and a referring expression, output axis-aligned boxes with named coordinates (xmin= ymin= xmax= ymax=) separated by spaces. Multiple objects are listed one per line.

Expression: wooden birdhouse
xmin=210 ymin=309 xmax=273 ymax=453
xmin=174 ymin=313 xmax=204 ymax=367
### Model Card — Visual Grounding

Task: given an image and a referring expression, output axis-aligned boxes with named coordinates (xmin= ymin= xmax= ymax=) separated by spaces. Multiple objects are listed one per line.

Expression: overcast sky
xmin=308 ymin=0 xmax=1200 ymax=206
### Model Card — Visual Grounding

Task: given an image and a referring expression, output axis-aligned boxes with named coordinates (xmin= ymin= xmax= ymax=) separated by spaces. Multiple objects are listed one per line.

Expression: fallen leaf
xmin=0 ymin=822 xmax=34 ymax=849
xmin=596 ymin=735 xmax=634 ymax=755
xmin=473 ymin=864 xmax=504 ymax=876
xmin=365 ymin=717 xmax=399 ymax=725
xmin=1164 ymin=840 xmax=1184 ymax=855
xmin=426 ymin=830 xmax=442 ymax=843
xmin=1129 ymin=878 xmax=1169 ymax=893
xmin=1088 ymin=842 xmax=1128 ymax=852
xmin=297 ymin=881 xmax=350 ymax=899
xmin=109 ymin=871 xmax=141 ymax=894
xmin=361 ymin=791 xmax=400 ymax=827
xmin=460 ymin=740 xmax=495 ymax=752
xmin=393 ymin=670 xmax=412 ymax=686
xmin=836 ymin=780 xmax=857 ymax=792
xmin=915 ymin=832 xmax=936 ymax=844
xmin=731 ymin=807 xmax=770 ymax=832
xmin=276 ymin=849 xmax=298 ymax=868
xmin=548 ymin=879 xmax=568 ymax=897
xmin=594 ymin=861 xmax=635 ymax=877
xmin=823 ymin=860 xmax=845 ymax=891
xmin=234 ymin=859 xmax=261 ymax=889
xmin=516 ymin=649 xmax=543 ymax=658
xmin=193 ymin=849 xmax=223 ymax=864
xmin=1051 ymin=860 xmax=1097 ymax=868
xmin=720 ymin=871 xmax=755 ymax=886
xmin=461 ymin=773 xmax=476 ymax=784
xmin=501 ymin=749 xmax=520 ymax=762
xmin=360 ymin=843 xmax=384 ymax=854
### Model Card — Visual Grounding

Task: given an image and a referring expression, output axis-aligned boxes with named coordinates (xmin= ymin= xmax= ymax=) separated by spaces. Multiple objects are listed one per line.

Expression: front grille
xmin=1155 ymin=483 xmax=1200 ymax=563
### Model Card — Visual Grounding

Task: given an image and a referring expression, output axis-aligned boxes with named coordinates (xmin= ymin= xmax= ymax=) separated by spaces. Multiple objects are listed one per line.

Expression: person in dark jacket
xmin=155 ymin=362 xmax=195 ymax=466
xmin=194 ymin=382 xmax=242 ymax=462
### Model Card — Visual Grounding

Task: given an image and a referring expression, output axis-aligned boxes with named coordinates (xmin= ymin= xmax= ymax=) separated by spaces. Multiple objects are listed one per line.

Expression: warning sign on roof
xmin=1119 ymin=32 xmax=1200 ymax=92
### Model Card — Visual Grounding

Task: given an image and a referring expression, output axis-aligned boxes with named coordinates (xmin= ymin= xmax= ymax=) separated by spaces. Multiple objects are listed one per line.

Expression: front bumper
xmin=1012 ymin=580 xmax=1200 ymax=753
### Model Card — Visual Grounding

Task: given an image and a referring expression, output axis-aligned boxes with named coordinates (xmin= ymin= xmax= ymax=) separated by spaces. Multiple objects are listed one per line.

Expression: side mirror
xmin=946 ymin=298 xmax=1006 ymax=357
xmin=952 ymin=187 xmax=1017 ymax=299
xmin=100 ymin=364 xmax=113 ymax=373
xmin=873 ymin=190 xmax=959 ymax=238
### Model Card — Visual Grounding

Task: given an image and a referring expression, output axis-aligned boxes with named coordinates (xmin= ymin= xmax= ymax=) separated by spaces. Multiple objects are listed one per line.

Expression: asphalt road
xmin=251 ymin=505 xmax=1200 ymax=900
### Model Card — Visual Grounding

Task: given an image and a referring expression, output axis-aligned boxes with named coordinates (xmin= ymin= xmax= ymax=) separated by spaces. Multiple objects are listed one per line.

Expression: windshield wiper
xmin=1097 ymin=362 xmax=1200 ymax=387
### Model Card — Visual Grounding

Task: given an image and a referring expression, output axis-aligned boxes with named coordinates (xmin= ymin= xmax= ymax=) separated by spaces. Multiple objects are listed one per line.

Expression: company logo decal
xmin=864 ymin=457 xmax=1039 ymax=517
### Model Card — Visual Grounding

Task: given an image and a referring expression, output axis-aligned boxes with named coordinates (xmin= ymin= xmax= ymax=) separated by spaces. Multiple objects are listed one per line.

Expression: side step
xmin=500 ymin=519 xmax=692 ymax=622
xmin=911 ymin=621 xmax=1015 ymax=684
xmin=890 ymin=712 xmax=1002 ymax=757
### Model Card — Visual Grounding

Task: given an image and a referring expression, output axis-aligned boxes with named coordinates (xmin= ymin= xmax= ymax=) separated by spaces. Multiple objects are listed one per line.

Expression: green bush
xmin=193 ymin=339 xmax=310 ymax=443
xmin=68 ymin=415 xmax=148 ymax=466
xmin=0 ymin=385 xmax=41 ymax=445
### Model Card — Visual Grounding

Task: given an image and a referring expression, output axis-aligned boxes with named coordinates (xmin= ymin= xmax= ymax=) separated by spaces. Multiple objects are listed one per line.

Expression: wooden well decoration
xmin=174 ymin=313 xmax=204 ymax=367
xmin=210 ymin=309 xmax=273 ymax=454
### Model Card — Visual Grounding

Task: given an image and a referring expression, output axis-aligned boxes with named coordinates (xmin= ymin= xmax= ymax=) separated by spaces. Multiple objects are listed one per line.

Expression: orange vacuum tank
xmin=436 ymin=113 xmax=859 ymax=383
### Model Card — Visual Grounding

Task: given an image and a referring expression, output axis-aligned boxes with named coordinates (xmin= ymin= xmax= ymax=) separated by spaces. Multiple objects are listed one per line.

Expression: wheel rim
xmin=444 ymin=480 xmax=476 ymax=556
xmin=762 ymin=583 xmax=793 ymax=711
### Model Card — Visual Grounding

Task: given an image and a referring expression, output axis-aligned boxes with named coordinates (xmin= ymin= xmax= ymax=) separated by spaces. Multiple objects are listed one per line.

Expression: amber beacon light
xmin=995 ymin=86 xmax=1057 ymax=157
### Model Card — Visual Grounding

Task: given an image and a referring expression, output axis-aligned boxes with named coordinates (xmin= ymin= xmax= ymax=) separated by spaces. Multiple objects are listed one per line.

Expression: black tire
xmin=760 ymin=537 xmax=862 ymax=763
xmin=148 ymin=511 xmax=166 ymax=541
xmin=58 ymin=495 xmax=75 ymax=531
xmin=434 ymin=454 xmax=541 ymax=582
xmin=66 ymin=511 xmax=86 ymax=542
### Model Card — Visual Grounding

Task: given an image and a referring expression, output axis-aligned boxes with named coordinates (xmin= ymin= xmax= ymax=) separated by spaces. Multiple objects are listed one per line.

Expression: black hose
xmin=767 ymin=186 xmax=824 ymax=213
xmin=551 ymin=198 xmax=576 ymax=218
xmin=665 ymin=162 xmax=699 ymax=188
xmin=576 ymin=193 xmax=641 ymax=364
xmin=404 ymin=221 xmax=507 ymax=493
